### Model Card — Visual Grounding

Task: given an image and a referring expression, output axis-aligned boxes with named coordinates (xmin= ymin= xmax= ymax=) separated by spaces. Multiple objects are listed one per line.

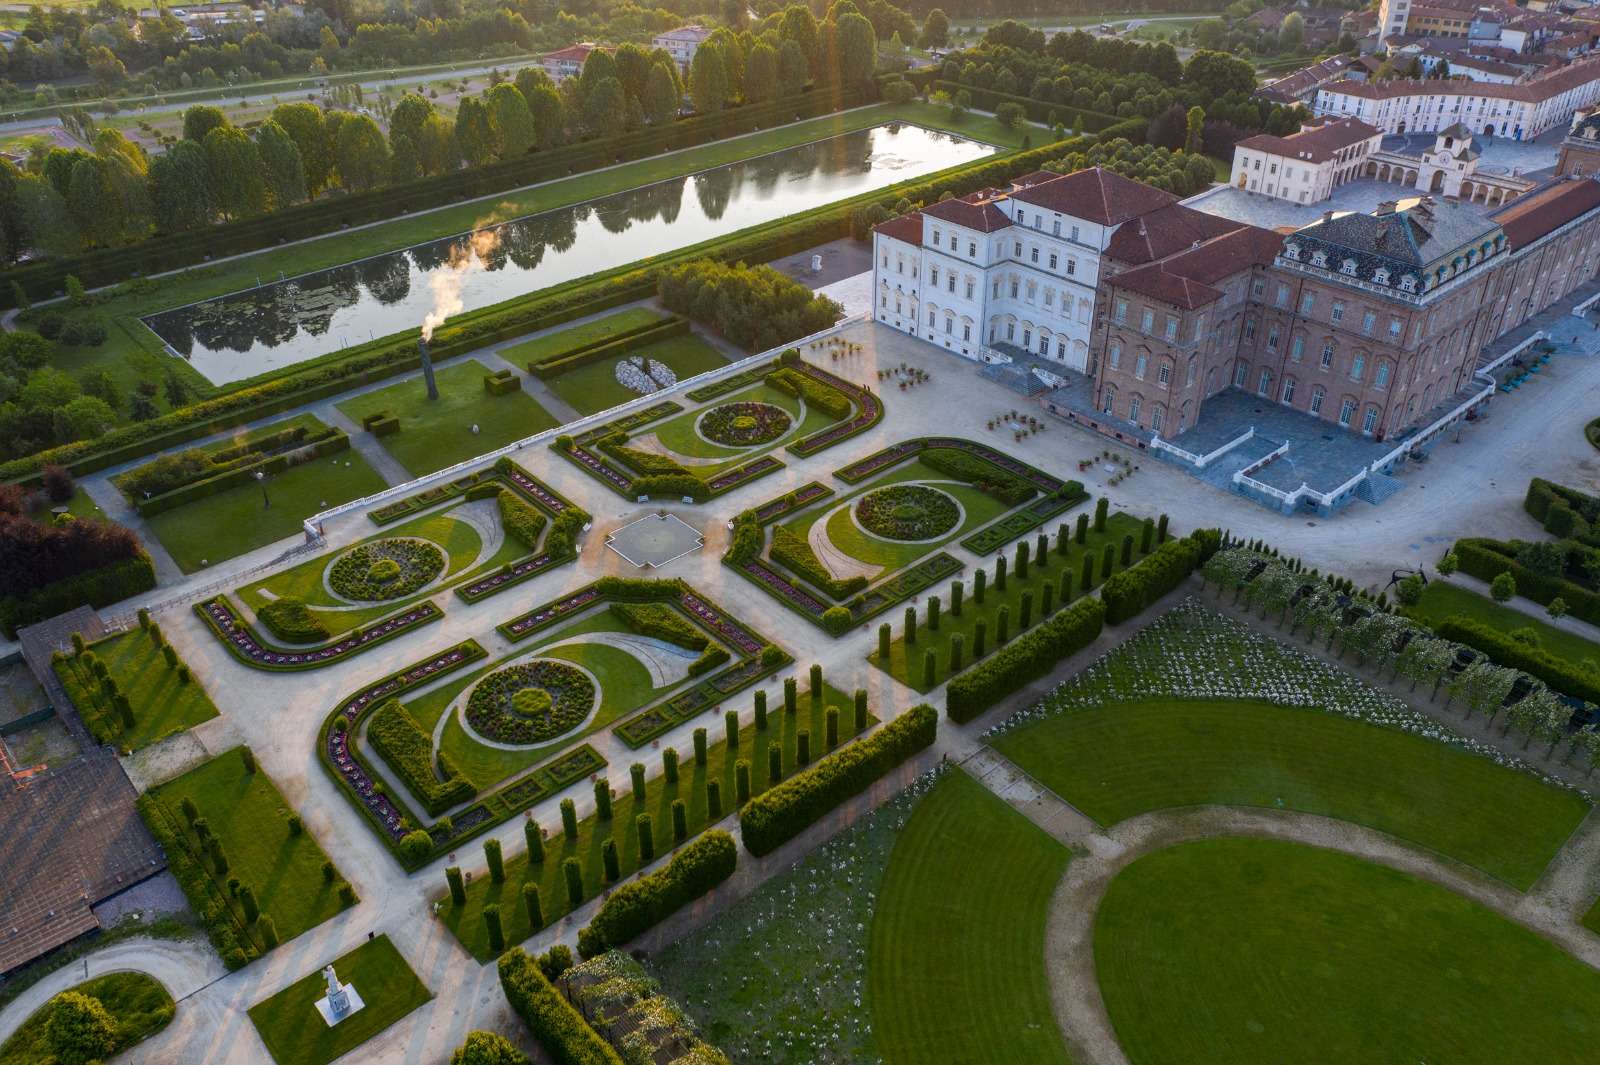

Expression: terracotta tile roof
xmin=1105 ymin=203 xmax=1242 ymax=265
xmin=544 ymin=43 xmax=598 ymax=62
xmin=1318 ymin=54 xmax=1600 ymax=102
xmin=1490 ymin=176 xmax=1600 ymax=246
xmin=1108 ymin=226 xmax=1284 ymax=310
xmin=1010 ymin=167 xmax=1178 ymax=225
xmin=921 ymin=193 xmax=1012 ymax=232
xmin=1236 ymin=117 xmax=1382 ymax=163
xmin=873 ymin=212 xmax=924 ymax=244
xmin=1256 ymin=55 xmax=1361 ymax=101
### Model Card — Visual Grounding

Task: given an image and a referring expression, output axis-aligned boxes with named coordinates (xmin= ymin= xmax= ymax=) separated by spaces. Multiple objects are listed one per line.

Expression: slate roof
xmin=1011 ymin=167 xmax=1179 ymax=225
xmin=1290 ymin=197 xmax=1500 ymax=269
xmin=1490 ymin=176 xmax=1600 ymax=247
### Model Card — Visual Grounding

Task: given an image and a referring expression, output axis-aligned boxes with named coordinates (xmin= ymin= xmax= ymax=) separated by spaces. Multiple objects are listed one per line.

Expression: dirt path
xmin=960 ymin=754 xmax=1600 ymax=1065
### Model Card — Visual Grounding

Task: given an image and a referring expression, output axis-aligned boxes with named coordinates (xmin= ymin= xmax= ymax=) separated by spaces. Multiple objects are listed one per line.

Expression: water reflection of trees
xmin=695 ymin=165 xmax=737 ymax=220
xmin=357 ymin=255 xmax=412 ymax=305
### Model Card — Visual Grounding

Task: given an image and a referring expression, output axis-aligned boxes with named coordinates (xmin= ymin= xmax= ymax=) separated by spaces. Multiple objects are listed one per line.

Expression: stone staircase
xmin=1357 ymin=469 xmax=1405 ymax=505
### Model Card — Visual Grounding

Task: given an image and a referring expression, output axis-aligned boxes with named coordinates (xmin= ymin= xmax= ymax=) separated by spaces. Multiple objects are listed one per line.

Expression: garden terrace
xmin=494 ymin=578 xmax=784 ymax=749
xmin=987 ymin=601 xmax=1592 ymax=889
xmin=52 ymin=624 xmax=219 ymax=751
xmin=872 ymin=509 xmax=1147 ymax=692
xmin=141 ymin=748 xmax=355 ymax=967
xmin=1097 ymin=838 xmax=1600 ymax=1065
xmin=440 ymin=676 xmax=876 ymax=961
xmin=196 ymin=596 xmax=443 ymax=671
xmin=247 ymin=934 xmax=430 ymax=1065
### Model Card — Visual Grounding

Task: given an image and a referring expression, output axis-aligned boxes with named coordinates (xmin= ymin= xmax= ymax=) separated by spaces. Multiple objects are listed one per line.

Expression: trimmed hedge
xmin=599 ymin=433 xmax=688 ymax=476
xmin=946 ymin=597 xmax=1106 ymax=724
xmin=608 ymin=601 xmax=708 ymax=651
xmin=770 ymin=525 xmax=868 ymax=600
xmin=498 ymin=947 xmax=624 ymax=1065
xmin=136 ymin=793 xmax=258 ymax=970
xmin=920 ymin=446 xmax=1035 ymax=506
xmin=255 ymin=597 xmax=329 ymax=643
xmin=368 ymin=699 xmax=476 ymax=816
xmin=527 ymin=317 xmax=691 ymax=379
xmin=0 ymin=552 xmax=156 ymax=637
xmin=1099 ymin=529 xmax=1219 ymax=624
xmin=1453 ymin=537 xmax=1600 ymax=627
xmin=933 ymin=80 xmax=1124 ymax=133
xmin=135 ymin=430 xmax=351 ymax=517
xmin=577 ymin=830 xmax=738 ymax=958
xmin=766 ymin=366 xmax=853 ymax=419
xmin=1525 ymin=477 xmax=1600 ymax=547
xmin=739 ymin=705 xmax=937 ymax=857
xmin=498 ymin=489 xmax=547 ymax=551
xmin=1434 ymin=615 xmax=1600 ymax=705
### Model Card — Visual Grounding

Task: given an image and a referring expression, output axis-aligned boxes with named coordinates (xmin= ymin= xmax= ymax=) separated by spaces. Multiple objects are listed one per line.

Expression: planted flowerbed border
xmin=317 ymin=638 xmax=609 ymax=870
xmin=196 ymin=595 xmax=443 ymax=671
xmin=369 ymin=456 xmax=580 ymax=527
xmin=962 ymin=490 xmax=1085 ymax=555
xmin=783 ymin=360 xmax=885 ymax=458
xmin=494 ymin=577 xmax=791 ymax=749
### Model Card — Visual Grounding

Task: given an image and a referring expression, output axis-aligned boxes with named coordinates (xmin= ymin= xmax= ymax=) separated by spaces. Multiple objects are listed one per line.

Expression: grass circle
xmin=700 ymin=401 xmax=791 ymax=446
xmin=855 ymin=484 xmax=959 ymax=541
xmin=328 ymin=538 xmax=443 ymax=601
xmin=467 ymin=660 xmax=596 ymax=744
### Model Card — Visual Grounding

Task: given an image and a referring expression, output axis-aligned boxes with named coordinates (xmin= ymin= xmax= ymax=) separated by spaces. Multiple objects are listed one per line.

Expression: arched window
xmin=1374 ymin=268 xmax=1390 ymax=286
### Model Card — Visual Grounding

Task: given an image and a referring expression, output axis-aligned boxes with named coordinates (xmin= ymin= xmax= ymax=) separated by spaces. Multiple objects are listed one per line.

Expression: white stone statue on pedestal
xmin=314 ymin=961 xmax=366 ymax=1026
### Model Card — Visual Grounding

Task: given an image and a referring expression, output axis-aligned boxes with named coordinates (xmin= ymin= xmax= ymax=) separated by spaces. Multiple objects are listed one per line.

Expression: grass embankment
xmin=336 ymin=359 xmax=558 ymax=476
xmin=1097 ymin=838 xmax=1600 ymax=1065
xmin=53 ymin=627 xmax=219 ymax=750
xmin=442 ymin=683 xmax=872 ymax=960
xmin=0 ymin=972 xmax=174 ymax=1065
xmin=146 ymin=751 xmax=352 ymax=943
xmin=247 ymin=935 xmax=430 ymax=1065
xmin=867 ymin=769 xmax=1073 ymax=1065
xmin=991 ymin=698 xmax=1589 ymax=889
xmin=1406 ymin=580 xmax=1600 ymax=668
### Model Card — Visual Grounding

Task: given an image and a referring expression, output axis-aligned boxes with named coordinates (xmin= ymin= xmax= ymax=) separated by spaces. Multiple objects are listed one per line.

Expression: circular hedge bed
xmin=700 ymin=402 xmax=792 ymax=446
xmin=328 ymin=538 xmax=445 ymax=601
xmin=855 ymin=484 xmax=960 ymax=541
xmin=466 ymin=660 xmax=596 ymax=744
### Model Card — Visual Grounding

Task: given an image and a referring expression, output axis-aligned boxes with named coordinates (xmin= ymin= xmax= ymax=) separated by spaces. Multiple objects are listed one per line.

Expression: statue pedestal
xmin=314 ymin=984 xmax=366 ymax=1027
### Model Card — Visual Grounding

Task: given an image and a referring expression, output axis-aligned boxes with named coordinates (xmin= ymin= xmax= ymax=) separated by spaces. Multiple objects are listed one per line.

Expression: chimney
xmin=418 ymin=336 xmax=439 ymax=401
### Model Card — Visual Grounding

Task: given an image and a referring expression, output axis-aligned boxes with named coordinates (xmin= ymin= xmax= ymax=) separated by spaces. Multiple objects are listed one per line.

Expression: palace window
xmin=1129 ymin=396 xmax=1142 ymax=423
xmin=1310 ymin=386 xmax=1325 ymax=414
xmin=1135 ymin=353 xmax=1148 ymax=379
xmin=1282 ymin=378 xmax=1296 ymax=404
xmin=1321 ymin=341 xmax=1334 ymax=369
xmin=1234 ymin=361 xmax=1249 ymax=386
xmin=1331 ymin=300 xmax=1345 ymax=323
xmin=1158 ymin=362 xmax=1171 ymax=385
xmin=1109 ymin=342 xmax=1121 ymax=369
xmin=1339 ymin=398 xmax=1356 ymax=426
xmin=1363 ymin=406 xmax=1379 ymax=434
xmin=1351 ymin=354 xmax=1365 ymax=380
xmin=1258 ymin=369 xmax=1273 ymax=395
xmin=1291 ymin=336 xmax=1305 ymax=361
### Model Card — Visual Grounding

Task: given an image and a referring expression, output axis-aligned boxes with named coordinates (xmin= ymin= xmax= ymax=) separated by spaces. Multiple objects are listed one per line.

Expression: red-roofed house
xmin=542 ymin=43 xmax=603 ymax=81
xmin=1230 ymin=117 xmax=1383 ymax=203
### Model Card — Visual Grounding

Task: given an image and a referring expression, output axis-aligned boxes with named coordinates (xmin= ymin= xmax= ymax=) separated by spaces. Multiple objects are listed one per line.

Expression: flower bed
xmin=328 ymin=538 xmax=445 ymax=601
xmin=369 ymin=457 xmax=577 ymax=527
xmin=785 ymin=363 xmax=885 ymax=458
xmin=700 ymin=401 xmax=792 ymax=446
xmin=466 ymin=660 xmax=597 ymax=745
xmin=704 ymin=455 xmax=782 ymax=494
xmin=455 ymin=550 xmax=566 ymax=604
xmin=855 ymin=484 xmax=960 ymax=541
xmin=197 ymin=596 xmax=443 ymax=671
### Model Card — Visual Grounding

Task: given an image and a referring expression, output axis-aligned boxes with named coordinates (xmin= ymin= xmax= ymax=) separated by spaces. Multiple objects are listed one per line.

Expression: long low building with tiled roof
xmin=1313 ymin=54 xmax=1600 ymax=138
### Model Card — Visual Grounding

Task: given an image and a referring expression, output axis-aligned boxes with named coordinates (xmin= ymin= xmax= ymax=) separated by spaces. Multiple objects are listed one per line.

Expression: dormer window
xmin=1284 ymin=243 xmax=1300 ymax=261
xmin=1311 ymin=251 xmax=1328 ymax=268
xmin=1399 ymin=275 xmax=1417 ymax=292
xmin=1341 ymin=259 xmax=1357 ymax=276
xmin=1374 ymin=268 xmax=1390 ymax=285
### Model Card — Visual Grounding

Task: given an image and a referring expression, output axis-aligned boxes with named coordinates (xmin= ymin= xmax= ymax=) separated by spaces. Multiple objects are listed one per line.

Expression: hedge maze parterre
xmin=726 ymin=436 xmax=1086 ymax=634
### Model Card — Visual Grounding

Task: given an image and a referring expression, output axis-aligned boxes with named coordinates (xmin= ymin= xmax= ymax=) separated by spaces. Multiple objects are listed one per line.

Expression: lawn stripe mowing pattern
xmin=0 ymin=972 xmax=174 ymax=1065
xmin=53 ymin=627 xmax=218 ymax=750
xmin=145 ymin=749 xmax=353 ymax=947
xmin=873 ymin=510 xmax=1145 ymax=691
xmin=143 ymin=447 xmax=388 ymax=573
xmin=988 ymin=601 xmax=1592 ymax=889
xmin=247 ymin=935 xmax=430 ymax=1065
xmin=1097 ymin=838 xmax=1600 ymax=1065
xmin=868 ymin=768 xmax=1073 ymax=1065
xmin=442 ymin=681 xmax=875 ymax=961
xmin=335 ymin=359 xmax=559 ymax=477
xmin=1406 ymin=579 xmax=1600 ymax=668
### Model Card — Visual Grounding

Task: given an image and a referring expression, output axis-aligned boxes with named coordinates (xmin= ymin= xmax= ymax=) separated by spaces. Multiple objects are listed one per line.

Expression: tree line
xmin=0 ymin=0 xmax=895 ymax=263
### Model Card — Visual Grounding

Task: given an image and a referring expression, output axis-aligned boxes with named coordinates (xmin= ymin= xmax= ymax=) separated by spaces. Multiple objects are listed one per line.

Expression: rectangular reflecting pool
xmin=144 ymin=123 xmax=995 ymax=384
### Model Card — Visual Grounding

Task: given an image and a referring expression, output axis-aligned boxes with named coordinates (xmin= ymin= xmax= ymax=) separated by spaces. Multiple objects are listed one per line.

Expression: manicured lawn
xmin=247 ymin=935 xmax=430 ymax=1065
xmin=54 ymin=627 xmax=219 ymax=750
xmin=441 ymin=681 xmax=872 ymax=960
xmin=1407 ymin=579 xmax=1600 ymax=669
xmin=868 ymin=769 xmax=1072 ymax=1065
xmin=112 ymin=413 xmax=332 ymax=497
xmin=873 ymin=511 xmax=1144 ymax=691
xmin=645 ymin=381 xmax=831 ymax=468
xmin=1096 ymin=838 xmax=1600 ymax=1065
xmin=0 ymin=971 xmax=174 ymax=1065
xmin=992 ymin=698 xmax=1588 ymax=889
xmin=237 ymin=504 xmax=512 ymax=635
xmin=500 ymin=308 xmax=667 ymax=367
xmin=545 ymin=333 xmax=730 ymax=416
xmin=147 ymin=749 xmax=352 ymax=943
xmin=1584 ymin=893 xmax=1600 ymax=934
xmin=336 ymin=359 xmax=557 ymax=477
xmin=144 ymin=450 xmax=388 ymax=573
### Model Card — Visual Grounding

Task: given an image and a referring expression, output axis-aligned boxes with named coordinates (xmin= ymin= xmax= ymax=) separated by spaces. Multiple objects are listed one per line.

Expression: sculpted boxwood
xmin=328 ymin=538 xmax=444 ymax=601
